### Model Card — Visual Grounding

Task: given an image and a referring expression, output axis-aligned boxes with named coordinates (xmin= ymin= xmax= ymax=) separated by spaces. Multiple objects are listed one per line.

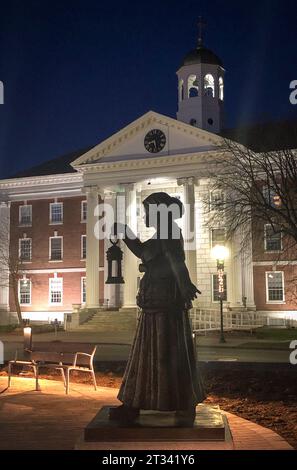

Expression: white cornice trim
xmin=78 ymin=149 xmax=223 ymax=175
xmin=23 ymin=267 xmax=105 ymax=274
xmin=71 ymin=111 xmax=225 ymax=167
xmin=253 ymin=260 xmax=297 ymax=266
xmin=0 ymin=172 xmax=82 ymax=190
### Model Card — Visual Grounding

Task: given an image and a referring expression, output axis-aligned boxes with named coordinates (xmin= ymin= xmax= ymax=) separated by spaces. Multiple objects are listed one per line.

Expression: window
xmin=49 ymin=277 xmax=63 ymax=305
xmin=50 ymin=202 xmax=63 ymax=224
xmin=262 ymin=185 xmax=282 ymax=208
xmin=178 ymin=79 xmax=184 ymax=101
xmin=264 ymin=225 xmax=282 ymax=252
xmin=219 ymin=77 xmax=224 ymax=100
xmin=50 ymin=236 xmax=63 ymax=260
xmin=187 ymin=74 xmax=199 ymax=98
xmin=210 ymin=190 xmax=224 ymax=210
xmin=266 ymin=272 xmax=284 ymax=302
xmin=211 ymin=229 xmax=226 ymax=248
xmin=204 ymin=74 xmax=215 ymax=97
xmin=81 ymin=235 xmax=86 ymax=259
xmin=19 ymin=238 xmax=32 ymax=261
xmin=81 ymin=277 xmax=86 ymax=304
xmin=19 ymin=205 xmax=32 ymax=226
xmin=81 ymin=201 xmax=87 ymax=222
xmin=19 ymin=279 xmax=31 ymax=305
xmin=212 ymin=274 xmax=227 ymax=301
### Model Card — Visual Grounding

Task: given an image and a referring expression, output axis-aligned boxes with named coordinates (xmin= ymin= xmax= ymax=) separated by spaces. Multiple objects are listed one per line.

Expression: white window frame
xmin=49 ymin=236 xmax=63 ymax=261
xmin=219 ymin=76 xmax=224 ymax=101
xmin=19 ymin=205 xmax=32 ymax=226
xmin=19 ymin=237 xmax=32 ymax=262
xmin=81 ymin=200 xmax=87 ymax=222
xmin=264 ymin=224 xmax=282 ymax=252
xmin=49 ymin=277 xmax=63 ymax=306
xmin=81 ymin=276 xmax=86 ymax=305
xmin=18 ymin=279 xmax=32 ymax=306
xmin=210 ymin=228 xmax=226 ymax=248
xmin=49 ymin=202 xmax=63 ymax=225
xmin=265 ymin=271 xmax=285 ymax=303
xmin=81 ymin=235 xmax=86 ymax=260
xmin=211 ymin=273 xmax=228 ymax=303
xmin=209 ymin=190 xmax=225 ymax=211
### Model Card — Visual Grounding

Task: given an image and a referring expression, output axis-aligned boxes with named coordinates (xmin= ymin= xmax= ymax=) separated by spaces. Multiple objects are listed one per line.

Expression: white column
xmin=104 ymin=190 xmax=121 ymax=308
xmin=122 ymin=184 xmax=138 ymax=309
xmin=177 ymin=177 xmax=197 ymax=285
xmin=0 ymin=202 xmax=10 ymax=313
xmin=85 ymin=186 xmax=100 ymax=308
xmin=228 ymin=229 xmax=244 ymax=309
xmin=242 ymin=225 xmax=256 ymax=310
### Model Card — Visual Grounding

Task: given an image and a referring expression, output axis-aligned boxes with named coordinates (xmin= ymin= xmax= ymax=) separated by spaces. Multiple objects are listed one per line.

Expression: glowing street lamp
xmin=23 ymin=324 xmax=32 ymax=352
xmin=211 ymin=244 xmax=229 ymax=343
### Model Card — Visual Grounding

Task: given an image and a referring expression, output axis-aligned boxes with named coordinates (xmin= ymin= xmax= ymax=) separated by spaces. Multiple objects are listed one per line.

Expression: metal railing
xmin=190 ymin=308 xmax=297 ymax=333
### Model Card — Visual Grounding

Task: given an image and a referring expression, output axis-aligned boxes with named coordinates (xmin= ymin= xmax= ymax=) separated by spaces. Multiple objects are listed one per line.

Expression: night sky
xmin=0 ymin=0 xmax=296 ymax=179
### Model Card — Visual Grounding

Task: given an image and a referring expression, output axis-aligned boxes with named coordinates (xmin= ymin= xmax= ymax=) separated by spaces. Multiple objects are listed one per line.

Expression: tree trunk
xmin=12 ymin=279 xmax=22 ymax=324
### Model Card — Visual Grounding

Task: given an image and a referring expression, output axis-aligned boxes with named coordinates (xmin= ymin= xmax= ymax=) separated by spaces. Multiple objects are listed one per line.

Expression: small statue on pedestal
xmin=109 ymin=192 xmax=205 ymax=426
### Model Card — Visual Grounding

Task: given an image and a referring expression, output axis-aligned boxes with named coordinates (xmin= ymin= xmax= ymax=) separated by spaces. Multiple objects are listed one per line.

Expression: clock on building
xmin=144 ymin=129 xmax=166 ymax=153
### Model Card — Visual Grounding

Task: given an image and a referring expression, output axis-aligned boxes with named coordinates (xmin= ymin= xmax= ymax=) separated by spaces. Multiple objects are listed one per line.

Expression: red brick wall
xmin=253 ymin=265 xmax=297 ymax=311
xmin=9 ymin=196 xmax=105 ymax=313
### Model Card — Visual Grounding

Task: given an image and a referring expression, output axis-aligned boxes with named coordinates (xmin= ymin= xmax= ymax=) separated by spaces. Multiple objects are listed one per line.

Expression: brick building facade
xmin=0 ymin=33 xmax=296 ymax=325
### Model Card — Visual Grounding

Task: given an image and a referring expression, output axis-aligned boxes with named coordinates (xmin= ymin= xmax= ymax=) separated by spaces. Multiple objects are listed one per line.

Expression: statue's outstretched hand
xmin=182 ymin=282 xmax=202 ymax=304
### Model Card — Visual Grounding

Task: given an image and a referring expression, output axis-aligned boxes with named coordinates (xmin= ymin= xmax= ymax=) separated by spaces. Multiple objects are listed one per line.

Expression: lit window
xmin=219 ymin=77 xmax=224 ymax=100
xmin=19 ymin=205 xmax=32 ymax=226
xmin=50 ymin=203 xmax=63 ymax=224
xmin=204 ymin=74 xmax=215 ymax=97
xmin=266 ymin=272 xmax=284 ymax=302
xmin=264 ymin=225 xmax=282 ymax=252
xmin=19 ymin=279 xmax=31 ymax=305
xmin=81 ymin=277 xmax=86 ymax=304
xmin=178 ymin=79 xmax=184 ymax=101
xmin=81 ymin=201 xmax=87 ymax=222
xmin=81 ymin=235 xmax=86 ymax=259
xmin=49 ymin=277 xmax=63 ymax=305
xmin=212 ymin=274 xmax=227 ymax=301
xmin=19 ymin=238 xmax=32 ymax=261
xmin=211 ymin=229 xmax=226 ymax=248
xmin=50 ymin=236 xmax=63 ymax=260
xmin=187 ymin=74 xmax=199 ymax=98
xmin=262 ymin=185 xmax=282 ymax=208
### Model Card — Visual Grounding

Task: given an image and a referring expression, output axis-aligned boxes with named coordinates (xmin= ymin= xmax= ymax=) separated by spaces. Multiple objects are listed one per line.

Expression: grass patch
xmin=255 ymin=328 xmax=297 ymax=341
xmin=237 ymin=341 xmax=291 ymax=350
xmin=0 ymin=324 xmax=18 ymax=333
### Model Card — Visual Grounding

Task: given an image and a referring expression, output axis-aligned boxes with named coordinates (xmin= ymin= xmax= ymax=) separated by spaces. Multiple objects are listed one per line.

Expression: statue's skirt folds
xmin=118 ymin=309 xmax=205 ymax=411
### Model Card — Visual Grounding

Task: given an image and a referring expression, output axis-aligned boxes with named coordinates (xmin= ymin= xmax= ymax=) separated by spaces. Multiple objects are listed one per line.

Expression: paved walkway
xmin=0 ymin=377 xmax=292 ymax=450
xmin=0 ymin=330 xmax=292 ymax=363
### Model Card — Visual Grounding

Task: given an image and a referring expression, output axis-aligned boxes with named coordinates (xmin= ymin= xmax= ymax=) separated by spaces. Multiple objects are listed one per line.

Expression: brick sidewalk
xmin=0 ymin=377 xmax=293 ymax=450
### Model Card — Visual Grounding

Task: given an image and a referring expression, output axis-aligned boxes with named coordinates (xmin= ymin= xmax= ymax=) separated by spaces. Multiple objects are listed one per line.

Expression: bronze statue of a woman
xmin=109 ymin=192 xmax=205 ymax=426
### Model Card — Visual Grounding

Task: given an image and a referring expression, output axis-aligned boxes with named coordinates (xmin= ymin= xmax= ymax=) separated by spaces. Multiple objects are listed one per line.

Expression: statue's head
xmin=142 ymin=192 xmax=184 ymax=232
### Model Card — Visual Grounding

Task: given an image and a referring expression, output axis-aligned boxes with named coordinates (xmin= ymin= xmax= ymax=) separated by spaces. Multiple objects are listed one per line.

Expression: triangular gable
xmin=71 ymin=110 xmax=224 ymax=168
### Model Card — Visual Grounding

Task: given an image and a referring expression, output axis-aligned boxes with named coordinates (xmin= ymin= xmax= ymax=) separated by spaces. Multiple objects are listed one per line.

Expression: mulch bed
xmin=1 ymin=364 xmax=296 ymax=449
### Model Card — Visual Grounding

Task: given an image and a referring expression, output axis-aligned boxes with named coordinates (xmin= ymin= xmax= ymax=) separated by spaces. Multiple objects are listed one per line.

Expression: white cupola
xmin=176 ymin=18 xmax=225 ymax=134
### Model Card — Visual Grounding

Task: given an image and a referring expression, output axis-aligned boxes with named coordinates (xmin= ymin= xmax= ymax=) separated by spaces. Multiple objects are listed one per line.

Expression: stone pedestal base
xmin=84 ymin=404 xmax=227 ymax=442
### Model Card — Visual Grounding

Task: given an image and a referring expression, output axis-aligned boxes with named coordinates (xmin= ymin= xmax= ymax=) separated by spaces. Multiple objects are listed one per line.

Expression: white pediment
xmin=71 ymin=111 xmax=223 ymax=168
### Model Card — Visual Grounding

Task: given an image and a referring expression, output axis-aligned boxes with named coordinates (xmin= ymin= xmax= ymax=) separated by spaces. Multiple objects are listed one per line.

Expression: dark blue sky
xmin=0 ymin=0 xmax=296 ymax=178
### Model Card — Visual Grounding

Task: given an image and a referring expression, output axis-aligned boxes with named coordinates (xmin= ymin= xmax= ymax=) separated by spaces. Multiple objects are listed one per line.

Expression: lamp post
xmin=23 ymin=321 xmax=32 ymax=353
xmin=212 ymin=244 xmax=229 ymax=344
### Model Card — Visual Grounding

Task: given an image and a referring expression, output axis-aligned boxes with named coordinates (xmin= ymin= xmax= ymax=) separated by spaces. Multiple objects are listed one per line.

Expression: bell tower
xmin=176 ymin=18 xmax=225 ymax=134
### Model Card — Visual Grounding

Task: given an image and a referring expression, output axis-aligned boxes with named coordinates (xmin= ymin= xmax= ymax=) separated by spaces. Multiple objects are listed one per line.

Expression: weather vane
xmin=197 ymin=16 xmax=207 ymax=47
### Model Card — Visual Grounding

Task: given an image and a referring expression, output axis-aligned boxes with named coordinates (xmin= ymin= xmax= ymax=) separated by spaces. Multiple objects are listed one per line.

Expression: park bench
xmin=8 ymin=343 xmax=97 ymax=394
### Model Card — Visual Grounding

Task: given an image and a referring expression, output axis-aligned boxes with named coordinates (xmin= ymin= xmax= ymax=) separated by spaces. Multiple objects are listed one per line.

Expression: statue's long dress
xmin=118 ymin=234 xmax=205 ymax=411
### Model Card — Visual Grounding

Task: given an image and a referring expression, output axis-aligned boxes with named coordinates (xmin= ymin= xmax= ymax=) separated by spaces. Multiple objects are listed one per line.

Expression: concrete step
xmin=74 ymin=310 xmax=138 ymax=332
